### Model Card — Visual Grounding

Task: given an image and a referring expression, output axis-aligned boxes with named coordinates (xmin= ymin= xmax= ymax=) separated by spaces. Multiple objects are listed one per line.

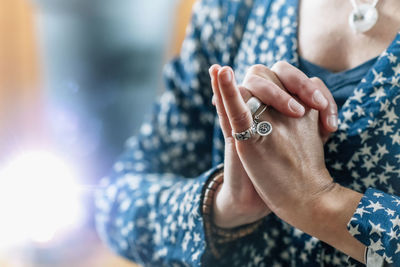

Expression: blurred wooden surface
xmin=170 ymin=0 xmax=197 ymax=56
xmin=0 ymin=0 xmax=44 ymax=155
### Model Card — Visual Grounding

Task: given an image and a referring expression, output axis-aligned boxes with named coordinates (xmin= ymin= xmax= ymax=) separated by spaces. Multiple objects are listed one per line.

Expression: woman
xmin=95 ymin=0 xmax=400 ymax=266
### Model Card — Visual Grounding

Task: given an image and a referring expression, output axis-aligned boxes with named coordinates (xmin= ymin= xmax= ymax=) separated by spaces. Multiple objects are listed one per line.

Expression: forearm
xmin=309 ymin=184 xmax=365 ymax=263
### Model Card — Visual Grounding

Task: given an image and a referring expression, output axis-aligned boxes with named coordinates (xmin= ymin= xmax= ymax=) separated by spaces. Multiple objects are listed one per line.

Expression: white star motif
xmin=362 ymin=157 xmax=375 ymax=171
xmin=328 ymin=142 xmax=338 ymax=153
xmin=362 ymin=175 xmax=376 ymax=187
xmin=372 ymin=70 xmax=386 ymax=85
xmin=373 ymin=192 xmax=383 ymax=198
xmin=390 ymin=215 xmax=400 ymax=228
xmin=360 ymin=143 xmax=372 ymax=155
xmin=393 ymin=198 xmax=400 ymax=206
xmin=384 ymin=254 xmax=393 ymax=263
xmin=388 ymin=53 xmax=398 ymax=63
xmin=354 ymin=207 xmax=370 ymax=217
xmin=354 ymin=105 xmax=365 ymax=116
xmin=192 ymin=250 xmax=200 ymax=261
xmin=299 ymin=252 xmax=308 ymax=263
xmin=338 ymin=132 xmax=347 ymax=142
xmin=360 ymin=131 xmax=371 ymax=143
xmin=376 ymin=143 xmax=389 ymax=156
xmin=382 ymin=162 xmax=395 ymax=173
xmin=348 ymin=223 xmax=360 ymax=236
xmin=369 ymin=238 xmax=384 ymax=251
xmin=393 ymin=63 xmax=400 ymax=76
xmin=377 ymin=173 xmax=390 ymax=184
xmin=383 ymin=107 xmax=399 ymax=123
xmin=332 ymin=161 xmax=343 ymax=170
xmin=386 ymin=208 xmax=395 ymax=216
xmin=370 ymin=86 xmax=386 ymax=101
xmin=391 ymin=131 xmax=400 ymax=145
xmin=380 ymin=99 xmax=390 ymax=111
xmin=193 ymin=233 xmax=201 ymax=243
xmin=342 ymin=109 xmax=354 ymax=121
xmin=253 ymin=254 xmax=263 ymax=265
xmin=350 ymin=88 xmax=366 ymax=103
xmin=391 ymin=76 xmax=400 ymax=88
xmin=339 ymin=120 xmax=349 ymax=131
xmin=388 ymin=228 xmax=398 ymax=241
xmin=366 ymin=200 xmax=384 ymax=212
xmin=396 ymin=243 xmax=400 ymax=254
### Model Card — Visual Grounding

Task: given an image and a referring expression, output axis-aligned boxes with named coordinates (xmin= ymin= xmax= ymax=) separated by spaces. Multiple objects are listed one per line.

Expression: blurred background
xmin=0 ymin=0 xmax=195 ymax=266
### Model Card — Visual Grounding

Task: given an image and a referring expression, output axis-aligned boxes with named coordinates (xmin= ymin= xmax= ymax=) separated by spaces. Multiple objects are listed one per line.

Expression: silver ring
xmin=232 ymin=123 xmax=257 ymax=141
xmin=246 ymin=97 xmax=262 ymax=116
xmin=257 ymin=121 xmax=273 ymax=136
xmin=253 ymin=104 xmax=273 ymax=136
xmin=254 ymin=105 xmax=267 ymax=122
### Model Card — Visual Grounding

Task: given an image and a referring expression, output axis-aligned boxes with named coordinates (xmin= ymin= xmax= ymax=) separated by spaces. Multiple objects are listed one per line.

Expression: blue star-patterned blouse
xmin=95 ymin=0 xmax=400 ymax=266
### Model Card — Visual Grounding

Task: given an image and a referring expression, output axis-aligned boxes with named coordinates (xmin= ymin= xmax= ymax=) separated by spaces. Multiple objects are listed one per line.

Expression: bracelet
xmin=201 ymin=170 xmax=263 ymax=258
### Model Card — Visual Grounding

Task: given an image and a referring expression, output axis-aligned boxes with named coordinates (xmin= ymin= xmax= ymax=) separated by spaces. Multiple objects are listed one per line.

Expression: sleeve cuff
xmin=347 ymin=188 xmax=400 ymax=265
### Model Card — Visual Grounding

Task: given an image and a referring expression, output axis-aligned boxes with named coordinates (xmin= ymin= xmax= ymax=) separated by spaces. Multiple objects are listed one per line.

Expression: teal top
xmin=299 ymin=56 xmax=378 ymax=109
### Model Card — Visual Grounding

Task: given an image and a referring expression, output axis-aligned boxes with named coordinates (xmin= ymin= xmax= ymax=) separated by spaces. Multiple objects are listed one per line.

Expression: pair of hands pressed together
xmin=208 ymin=62 xmax=366 ymax=263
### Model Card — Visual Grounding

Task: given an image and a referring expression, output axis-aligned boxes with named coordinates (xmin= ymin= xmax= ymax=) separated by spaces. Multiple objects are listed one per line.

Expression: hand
xmin=241 ymin=62 xmax=338 ymax=142
xmin=215 ymin=65 xmax=333 ymax=223
xmin=209 ymin=62 xmax=338 ymax=228
xmin=209 ymin=65 xmax=270 ymax=228
xmin=216 ymin=65 xmax=365 ymax=263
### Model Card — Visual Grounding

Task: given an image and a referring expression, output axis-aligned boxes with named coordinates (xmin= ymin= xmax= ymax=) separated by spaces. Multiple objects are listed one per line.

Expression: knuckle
xmin=224 ymin=136 xmax=236 ymax=146
xmin=297 ymin=78 xmax=311 ymax=95
xmin=248 ymin=64 xmax=268 ymax=75
xmin=310 ymin=76 xmax=323 ymax=84
xmin=216 ymin=110 xmax=228 ymax=120
xmin=230 ymin=110 xmax=251 ymax=127
xmin=244 ymin=73 xmax=261 ymax=86
xmin=271 ymin=60 xmax=288 ymax=72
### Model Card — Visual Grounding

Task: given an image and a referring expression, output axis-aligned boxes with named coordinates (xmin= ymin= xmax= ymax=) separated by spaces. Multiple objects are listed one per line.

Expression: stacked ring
xmin=246 ymin=97 xmax=262 ymax=115
xmin=232 ymin=97 xmax=273 ymax=141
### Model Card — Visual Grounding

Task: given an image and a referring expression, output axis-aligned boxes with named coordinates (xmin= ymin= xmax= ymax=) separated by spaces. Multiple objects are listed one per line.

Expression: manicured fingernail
xmin=288 ymin=98 xmax=305 ymax=114
xmin=220 ymin=70 xmax=232 ymax=83
xmin=328 ymin=115 xmax=338 ymax=130
xmin=312 ymin=90 xmax=328 ymax=108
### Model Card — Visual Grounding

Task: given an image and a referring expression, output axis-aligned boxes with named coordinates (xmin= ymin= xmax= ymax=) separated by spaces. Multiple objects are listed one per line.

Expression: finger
xmin=310 ymin=77 xmax=338 ymax=132
xmin=271 ymin=61 xmax=329 ymax=110
xmin=243 ymin=73 xmax=305 ymax=117
xmin=238 ymin=85 xmax=253 ymax=102
xmin=217 ymin=66 xmax=254 ymax=134
xmin=209 ymin=64 xmax=233 ymax=138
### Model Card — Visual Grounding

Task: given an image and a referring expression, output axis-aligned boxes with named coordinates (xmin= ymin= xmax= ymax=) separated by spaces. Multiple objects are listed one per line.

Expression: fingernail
xmin=328 ymin=115 xmax=338 ymax=130
xmin=312 ymin=90 xmax=328 ymax=108
xmin=220 ymin=70 xmax=232 ymax=83
xmin=288 ymin=98 xmax=305 ymax=114
xmin=209 ymin=66 xmax=215 ymax=76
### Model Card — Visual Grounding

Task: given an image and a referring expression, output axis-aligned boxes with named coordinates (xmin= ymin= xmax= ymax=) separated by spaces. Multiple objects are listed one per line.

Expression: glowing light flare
xmin=0 ymin=151 xmax=84 ymax=249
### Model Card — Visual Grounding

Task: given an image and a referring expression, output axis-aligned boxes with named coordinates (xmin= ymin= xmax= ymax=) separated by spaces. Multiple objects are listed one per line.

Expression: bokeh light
xmin=0 ymin=151 xmax=84 ymax=249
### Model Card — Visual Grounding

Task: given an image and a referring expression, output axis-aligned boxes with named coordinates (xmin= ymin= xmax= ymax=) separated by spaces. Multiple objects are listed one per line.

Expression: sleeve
xmin=347 ymin=188 xmax=400 ymax=265
xmin=94 ymin=0 xmax=252 ymax=266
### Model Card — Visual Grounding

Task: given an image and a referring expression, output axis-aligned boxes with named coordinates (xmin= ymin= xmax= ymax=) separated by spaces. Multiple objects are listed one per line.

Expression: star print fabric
xmin=95 ymin=0 xmax=400 ymax=266
xmin=348 ymin=189 xmax=400 ymax=265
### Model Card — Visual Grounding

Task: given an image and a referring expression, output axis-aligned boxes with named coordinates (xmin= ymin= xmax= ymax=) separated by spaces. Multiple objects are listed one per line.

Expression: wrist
xmin=213 ymin=177 xmax=270 ymax=228
xmin=296 ymin=182 xmax=366 ymax=263
xmin=213 ymin=182 xmax=252 ymax=228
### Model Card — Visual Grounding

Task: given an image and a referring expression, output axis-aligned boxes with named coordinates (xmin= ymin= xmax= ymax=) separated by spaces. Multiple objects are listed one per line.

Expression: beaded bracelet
xmin=201 ymin=170 xmax=263 ymax=258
